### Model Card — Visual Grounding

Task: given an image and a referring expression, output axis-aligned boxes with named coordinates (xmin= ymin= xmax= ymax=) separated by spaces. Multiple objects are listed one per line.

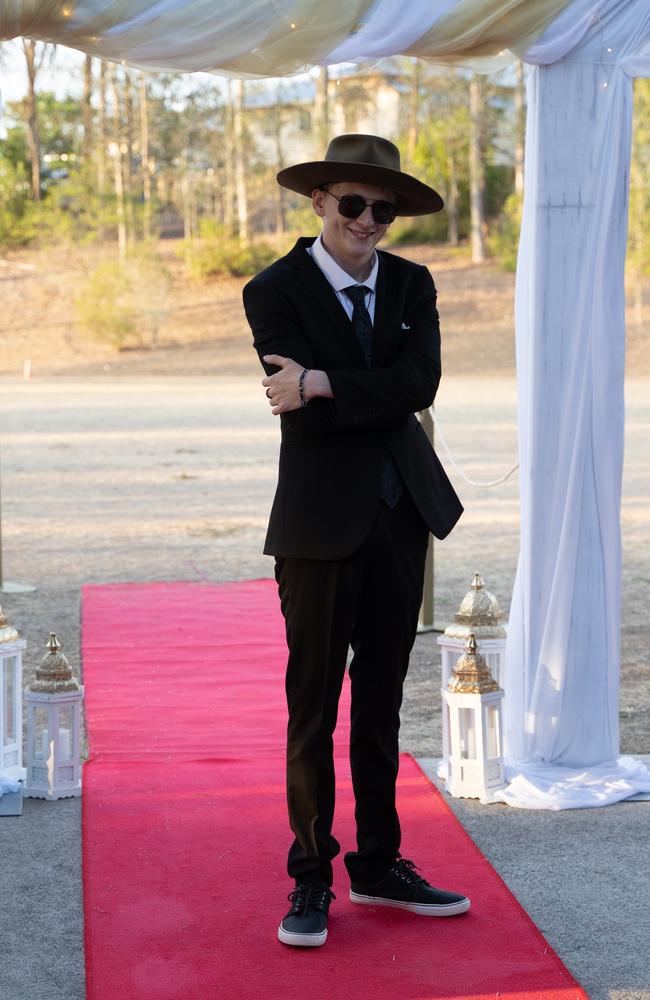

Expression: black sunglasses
xmin=320 ymin=188 xmax=398 ymax=225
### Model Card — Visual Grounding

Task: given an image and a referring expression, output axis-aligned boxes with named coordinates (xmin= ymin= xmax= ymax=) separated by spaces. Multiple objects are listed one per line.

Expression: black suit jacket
xmin=242 ymin=237 xmax=463 ymax=559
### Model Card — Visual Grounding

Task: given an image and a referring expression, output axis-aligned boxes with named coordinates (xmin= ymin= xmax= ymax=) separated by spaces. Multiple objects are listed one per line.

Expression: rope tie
xmin=428 ymin=407 xmax=519 ymax=488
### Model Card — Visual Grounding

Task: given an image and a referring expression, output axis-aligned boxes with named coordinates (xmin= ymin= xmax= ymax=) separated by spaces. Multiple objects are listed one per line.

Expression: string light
xmin=61 ymin=5 xmax=73 ymax=16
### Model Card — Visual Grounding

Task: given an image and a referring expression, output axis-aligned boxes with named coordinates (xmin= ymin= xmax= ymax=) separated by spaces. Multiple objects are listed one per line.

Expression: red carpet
xmin=82 ymin=581 xmax=586 ymax=1000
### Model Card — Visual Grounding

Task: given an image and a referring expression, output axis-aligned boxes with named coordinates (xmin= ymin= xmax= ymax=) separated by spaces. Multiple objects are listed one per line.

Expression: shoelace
xmin=389 ymin=859 xmax=429 ymax=886
xmin=287 ymin=883 xmax=335 ymax=914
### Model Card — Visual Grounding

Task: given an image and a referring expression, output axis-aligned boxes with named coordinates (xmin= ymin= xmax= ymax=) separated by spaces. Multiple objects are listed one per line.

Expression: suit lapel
xmin=287 ymin=238 xmax=367 ymax=368
xmin=285 ymin=239 xmax=403 ymax=369
xmin=372 ymin=252 xmax=401 ymax=368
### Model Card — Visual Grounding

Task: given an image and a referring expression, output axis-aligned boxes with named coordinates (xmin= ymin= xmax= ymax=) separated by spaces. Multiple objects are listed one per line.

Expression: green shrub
xmin=185 ymin=220 xmax=276 ymax=278
xmin=75 ymin=247 xmax=171 ymax=349
xmin=284 ymin=200 xmax=318 ymax=236
xmin=386 ymin=212 xmax=450 ymax=247
xmin=489 ymin=192 xmax=522 ymax=272
xmin=0 ymin=205 xmax=38 ymax=247
xmin=0 ymin=158 xmax=38 ymax=247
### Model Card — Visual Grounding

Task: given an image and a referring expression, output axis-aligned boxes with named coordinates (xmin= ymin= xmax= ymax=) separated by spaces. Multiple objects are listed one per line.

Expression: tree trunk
xmin=631 ymin=154 xmax=644 ymax=327
xmin=97 ymin=60 xmax=107 ymax=200
xmin=139 ymin=73 xmax=152 ymax=240
xmin=108 ymin=65 xmax=127 ymax=260
xmin=634 ymin=273 xmax=643 ymax=327
xmin=182 ymin=147 xmax=196 ymax=241
xmin=82 ymin=55 xmax=94 ymax=158
xmin=22 ymin=40 xmax=41 ymax=201
xmin=273 ymin=92 xmax=286 ymax=244
xmin=223 ymin=80 xmax=235 ymax=232
xmin=233 ymin=79 xmax=248 ymax=243
xmin=314 ymin=65 xmax=329 ymax=154
xmin=514 ymin=60 xmax=525 ymax=197
xmin=447 ymin=152 xmax=459 ymax=246
xmin=123 ymin=70 xmax=136 ymax=241
xmin=407 ymin=58 xmax=420 ymax=168
xmin=469 ymin=74 xmax=486 ymax=264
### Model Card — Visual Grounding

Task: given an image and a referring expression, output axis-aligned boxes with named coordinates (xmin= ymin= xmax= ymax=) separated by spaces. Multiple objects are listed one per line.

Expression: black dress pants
xmin=274 ymin=492 xmax=429 ymax=887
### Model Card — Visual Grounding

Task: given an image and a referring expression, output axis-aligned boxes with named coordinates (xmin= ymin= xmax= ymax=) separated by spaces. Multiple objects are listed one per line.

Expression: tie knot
xmin=343 ymin=285 xmax=370 ymax=307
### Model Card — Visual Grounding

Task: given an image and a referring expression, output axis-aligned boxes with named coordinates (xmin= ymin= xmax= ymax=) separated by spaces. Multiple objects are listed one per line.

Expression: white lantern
xmin=0 ymin=604 xmax=26 ymax=778
xmin=24 ymin=634 xmax=83 ymax=800
xmin=437 ymin=573 xmax=506 ymax=779
xmin=441 ymin=633 xmax=506 ymax=803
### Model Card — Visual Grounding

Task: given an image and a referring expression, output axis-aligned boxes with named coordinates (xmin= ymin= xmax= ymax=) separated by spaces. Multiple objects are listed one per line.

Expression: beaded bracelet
xmin=298 ymin=368 xmax=310 ymax=408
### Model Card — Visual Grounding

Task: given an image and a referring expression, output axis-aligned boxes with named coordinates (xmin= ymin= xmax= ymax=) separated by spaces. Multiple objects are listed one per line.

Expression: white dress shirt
xmin=307 ymin=234 xmax=378 ymax=324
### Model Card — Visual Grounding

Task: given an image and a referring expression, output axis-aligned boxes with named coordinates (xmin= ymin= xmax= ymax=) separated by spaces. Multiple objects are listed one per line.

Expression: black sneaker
xmin=278 ymin=881 xmax=335 ymax=947
xmin=349 ymin=858 xmax=470 ymax=916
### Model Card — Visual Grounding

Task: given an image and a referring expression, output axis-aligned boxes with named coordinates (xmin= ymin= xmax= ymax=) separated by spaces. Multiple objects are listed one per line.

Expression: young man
xmin=243 ymin=134 xmax=469 ymax=948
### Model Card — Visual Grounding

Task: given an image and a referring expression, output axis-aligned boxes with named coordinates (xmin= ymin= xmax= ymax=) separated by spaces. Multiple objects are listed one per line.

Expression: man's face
xmin=312 ymin=181 xmax=396 ymax=264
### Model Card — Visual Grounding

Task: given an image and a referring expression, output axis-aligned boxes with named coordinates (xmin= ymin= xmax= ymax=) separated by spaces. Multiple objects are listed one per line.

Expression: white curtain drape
xmin=500 ymin=0 xmax=650 ymax=808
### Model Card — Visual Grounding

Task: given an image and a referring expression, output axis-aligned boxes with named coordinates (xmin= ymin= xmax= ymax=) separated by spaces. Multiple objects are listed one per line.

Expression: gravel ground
xmin=1 ymin=373 xmax=649 ymax=1000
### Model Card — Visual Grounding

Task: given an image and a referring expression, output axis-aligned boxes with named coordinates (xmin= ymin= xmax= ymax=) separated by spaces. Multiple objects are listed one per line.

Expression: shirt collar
xmin=311 ymin=234 xmax=378 ymax=294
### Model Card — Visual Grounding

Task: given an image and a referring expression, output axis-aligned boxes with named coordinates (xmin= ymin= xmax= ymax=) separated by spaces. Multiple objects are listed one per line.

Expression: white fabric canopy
xmin=1 ymin=0 xmax=650 ymax=808
xmin=500 ymin=0 xmax=650 ymax=808
xmin=0 ymin=0 xmax=572 ymax=74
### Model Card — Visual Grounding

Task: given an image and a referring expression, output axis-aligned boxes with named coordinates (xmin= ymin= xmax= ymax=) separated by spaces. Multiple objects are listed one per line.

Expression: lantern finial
xmin=443 ymin=573 xmax=506 ymax=640
xmin=46 ymin=632 xmax=62 ymax=655
xmin=0 ymin=603 xmax=19 ymax=643
xmin=29 ymin=633 xmax=80 ymax=694
xmin=448 ymin=632 xmax=500 ymax=694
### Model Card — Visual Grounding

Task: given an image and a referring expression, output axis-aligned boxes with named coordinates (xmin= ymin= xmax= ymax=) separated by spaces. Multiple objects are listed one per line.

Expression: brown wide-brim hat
xmin=277 ymin=133 xmax=444 ymax=217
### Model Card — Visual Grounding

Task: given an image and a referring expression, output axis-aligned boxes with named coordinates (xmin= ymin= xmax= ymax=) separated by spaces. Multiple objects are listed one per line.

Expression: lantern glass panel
xmin=486 ymin=704 xmax=500 ymax=758
xmin=57 ymin=706 xmax=73 ymax=760
xmin=35 ymin=707 xmax=50 ymax=760
xmin=3 ymin=657 xmax=16 ymax=744
xmin=459 ymin=708 xmax=476 ymax=759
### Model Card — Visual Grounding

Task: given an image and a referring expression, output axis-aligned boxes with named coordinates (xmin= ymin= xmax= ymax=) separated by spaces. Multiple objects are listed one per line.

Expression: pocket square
xmin=401 ymin=322 xmax=411 ymax=330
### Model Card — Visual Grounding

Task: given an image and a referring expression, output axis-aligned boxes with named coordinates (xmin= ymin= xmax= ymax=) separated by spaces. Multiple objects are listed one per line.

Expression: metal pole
xmin=417 ymin=408 xmax=438 ymax=632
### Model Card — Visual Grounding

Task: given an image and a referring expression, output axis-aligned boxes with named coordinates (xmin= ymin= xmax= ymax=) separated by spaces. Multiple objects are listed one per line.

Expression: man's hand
xmin=262 ymin=355 xmax=333 ymax=414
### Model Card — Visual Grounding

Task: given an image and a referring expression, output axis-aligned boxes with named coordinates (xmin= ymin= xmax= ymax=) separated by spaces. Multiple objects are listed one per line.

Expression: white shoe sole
xmin=277 ymin=924 xmax=328 ymax=947
xmin=349 ymin=890 xmax=471 ymax=916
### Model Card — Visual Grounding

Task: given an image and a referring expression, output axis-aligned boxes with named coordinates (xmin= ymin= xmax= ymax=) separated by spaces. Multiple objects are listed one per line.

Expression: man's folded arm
xmin=243 ymin=279 xmax=410 ymax=433
xmin=325 ymin=267 xmax=441 ymax=425
xmin=243 ymin=266 xmax=440 ymax=431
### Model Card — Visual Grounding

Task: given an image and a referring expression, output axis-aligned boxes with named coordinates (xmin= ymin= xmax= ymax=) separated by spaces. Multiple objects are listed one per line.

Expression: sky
xmin=0 ymin=38 xmax=323 ymax=112
xmin=0 ymin=39 xmax=224 ymax=107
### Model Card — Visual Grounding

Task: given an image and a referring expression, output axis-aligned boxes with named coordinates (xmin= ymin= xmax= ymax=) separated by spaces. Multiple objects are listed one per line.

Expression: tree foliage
xmin=1 ymin=45 xmax=646 ymax=287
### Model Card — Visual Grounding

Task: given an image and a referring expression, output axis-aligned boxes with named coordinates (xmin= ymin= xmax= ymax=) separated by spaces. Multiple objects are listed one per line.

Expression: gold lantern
xmin=436 ymin=573 xmax=506 ymax=780
xmin=24 ymin=634 xmax=83 ymax=800
xmin=441 ymin=633 xmax=506 ymax=803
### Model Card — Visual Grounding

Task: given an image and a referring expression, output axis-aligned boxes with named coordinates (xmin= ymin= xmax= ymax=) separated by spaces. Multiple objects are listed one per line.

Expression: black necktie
xmin=343 ymin=285 xmax=373 ymax=366
xmin=342 ymin=285 xmax=403 ymax=509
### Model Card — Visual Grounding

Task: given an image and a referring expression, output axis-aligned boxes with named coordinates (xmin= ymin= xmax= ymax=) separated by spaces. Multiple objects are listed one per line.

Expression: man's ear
xmin=312 ymin=188 xmax=326 ymax=218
